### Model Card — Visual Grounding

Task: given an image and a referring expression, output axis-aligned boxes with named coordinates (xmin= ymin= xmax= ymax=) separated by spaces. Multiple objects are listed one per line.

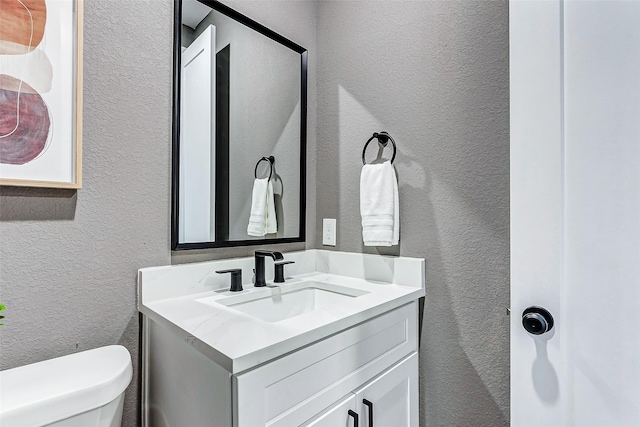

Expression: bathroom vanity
xmin=138 ymin=250 xmax=424 ymax=426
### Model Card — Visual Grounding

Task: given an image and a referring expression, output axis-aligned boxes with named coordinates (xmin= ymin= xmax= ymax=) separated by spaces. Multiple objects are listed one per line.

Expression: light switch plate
xmin=322 ymin=218 xmax=336 ymax=246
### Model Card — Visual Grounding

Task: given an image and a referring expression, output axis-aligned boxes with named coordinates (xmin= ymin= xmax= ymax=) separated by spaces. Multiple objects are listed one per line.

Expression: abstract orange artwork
xmin=0 ymin=0 xmax=83 ymax=188
xmin=0 ymin=0 xmax=47 ymax=54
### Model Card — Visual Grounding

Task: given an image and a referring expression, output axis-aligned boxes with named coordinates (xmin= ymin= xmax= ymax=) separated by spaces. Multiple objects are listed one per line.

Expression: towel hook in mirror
xmin=255 ymin=156 xmax=275 ymax=180
xmin=362 ymin=131 xmax=397 ymax=165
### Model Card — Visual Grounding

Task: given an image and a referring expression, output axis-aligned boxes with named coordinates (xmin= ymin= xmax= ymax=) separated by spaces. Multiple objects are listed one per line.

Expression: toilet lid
xmin=0 ymin=345 xmax=132 ymax=427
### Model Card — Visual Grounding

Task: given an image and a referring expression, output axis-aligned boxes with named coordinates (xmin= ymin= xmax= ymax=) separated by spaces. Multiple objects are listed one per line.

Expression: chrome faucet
xmin=254 ymin=250 xmax=284 ymax=287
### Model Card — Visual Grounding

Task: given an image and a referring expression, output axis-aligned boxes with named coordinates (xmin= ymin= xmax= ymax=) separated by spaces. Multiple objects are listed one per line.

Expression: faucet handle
xmin=274 ymin=261 xmax=295 ymax=283
xmin=216 ymin=269 xmax=243 ymax=292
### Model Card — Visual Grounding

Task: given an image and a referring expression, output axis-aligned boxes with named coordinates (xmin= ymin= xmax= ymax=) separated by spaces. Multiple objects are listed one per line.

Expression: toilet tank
xmin=0 ymin=345 xmax=133 ymax=427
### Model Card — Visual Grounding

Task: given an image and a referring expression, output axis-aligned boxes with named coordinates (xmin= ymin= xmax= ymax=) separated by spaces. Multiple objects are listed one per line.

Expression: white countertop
xmin=138 ymin=250 xmax=425 ymax=374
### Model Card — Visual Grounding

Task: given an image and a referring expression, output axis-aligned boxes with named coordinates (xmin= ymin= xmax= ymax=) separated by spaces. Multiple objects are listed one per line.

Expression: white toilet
xmin=0 ymin=345 xmax=132 ymax=427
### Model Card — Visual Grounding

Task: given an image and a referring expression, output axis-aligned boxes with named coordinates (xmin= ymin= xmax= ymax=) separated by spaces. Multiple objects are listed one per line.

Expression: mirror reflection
xmin=173 ymin=0 xmax=307 ymax=249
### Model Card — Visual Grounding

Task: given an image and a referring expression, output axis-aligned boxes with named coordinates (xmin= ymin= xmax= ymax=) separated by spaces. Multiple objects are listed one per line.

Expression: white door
xmin=354 ymin=353 xmax=419 ymax=427
xmin=180 ymin=25 xmax=216 ymax=243
xmin=510 ymin=1 xmax=640 ymax=426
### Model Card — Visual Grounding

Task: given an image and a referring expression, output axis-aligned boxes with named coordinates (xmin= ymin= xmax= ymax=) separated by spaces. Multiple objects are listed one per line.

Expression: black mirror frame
xmin=171 ymin=0 xmax=307 ymax=250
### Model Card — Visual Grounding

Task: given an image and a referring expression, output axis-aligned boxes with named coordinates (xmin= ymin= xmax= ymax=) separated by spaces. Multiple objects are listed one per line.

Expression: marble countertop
xmin=138 ymin=250 xmax=425 ymax=374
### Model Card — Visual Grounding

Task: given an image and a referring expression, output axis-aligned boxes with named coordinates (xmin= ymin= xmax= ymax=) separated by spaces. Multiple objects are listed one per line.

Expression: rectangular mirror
xmin=172 ymin=0 xmax=307 ymax=250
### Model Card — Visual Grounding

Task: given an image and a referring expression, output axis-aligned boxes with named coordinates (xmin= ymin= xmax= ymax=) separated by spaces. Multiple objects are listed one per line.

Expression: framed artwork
xmin=0 ymin=0 xmax=83 ymax=188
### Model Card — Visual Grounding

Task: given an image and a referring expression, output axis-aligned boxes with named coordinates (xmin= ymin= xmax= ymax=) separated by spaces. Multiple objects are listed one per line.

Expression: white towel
xmin=360 ymin=161 xmax=399 ymax=246
xmin=247 ymin=178 xmax=277 ymax=236
xmin=265 ymin=181 xmax=277 ymax=234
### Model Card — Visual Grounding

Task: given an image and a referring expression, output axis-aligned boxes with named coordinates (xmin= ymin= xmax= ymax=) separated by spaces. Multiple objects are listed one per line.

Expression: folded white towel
xmin=247 ymin=178 xmax=278 ymax=236
xmin=265 ymin=180 xmax=277 ymax=234
xmin=360 ymin=161 xmax=399 ymax=246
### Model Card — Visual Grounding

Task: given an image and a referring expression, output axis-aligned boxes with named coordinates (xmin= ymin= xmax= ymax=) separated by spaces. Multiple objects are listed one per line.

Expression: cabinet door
xmin=302 ymin=395 xmax=358 ymax=427
xmin=355 ymin=353 xmax=419 ymax=427
xmin=234 ymin=303 xmax=417 ymax=427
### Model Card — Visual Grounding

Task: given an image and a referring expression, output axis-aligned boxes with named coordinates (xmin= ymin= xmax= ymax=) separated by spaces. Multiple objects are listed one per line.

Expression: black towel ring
xmin=254 ymin=156 xmax=275 ymax=180
xmin=362 ymin=131 xmax=397 ymax=165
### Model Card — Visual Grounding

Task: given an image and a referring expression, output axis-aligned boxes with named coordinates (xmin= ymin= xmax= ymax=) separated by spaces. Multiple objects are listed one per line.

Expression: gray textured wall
xmin=315 ymin=1 xmax=510 ymax=426
xmin=0 ymin=1 xmax=174 ymax=426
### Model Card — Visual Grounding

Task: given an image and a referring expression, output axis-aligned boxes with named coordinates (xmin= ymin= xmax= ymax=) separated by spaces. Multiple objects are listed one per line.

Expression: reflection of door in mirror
xmin=215 ymin=44 xmax=231 ymax=242
xmin=179 ymin=25 xmax=216 ymax=243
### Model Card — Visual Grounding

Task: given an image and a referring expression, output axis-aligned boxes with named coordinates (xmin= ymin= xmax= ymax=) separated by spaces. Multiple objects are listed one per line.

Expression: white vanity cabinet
xmin=234 ymin=302 xmax=418 ymax=426
xmin=143 ymin=301 xmax=419 ymax=427
xmin=303 ymin=353 xmax=418 ymax=427
xmin=302 ymin=395 xmax=356 ymax=427
xmin=139 ymin=250 xmax=425 ymax=427
xmin=354 ymin=352 xmax=418 ymax=427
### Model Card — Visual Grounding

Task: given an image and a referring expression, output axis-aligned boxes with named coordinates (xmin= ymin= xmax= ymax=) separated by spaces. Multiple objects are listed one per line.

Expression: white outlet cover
xmin=323 ymin=218 xmax=336 ymax=246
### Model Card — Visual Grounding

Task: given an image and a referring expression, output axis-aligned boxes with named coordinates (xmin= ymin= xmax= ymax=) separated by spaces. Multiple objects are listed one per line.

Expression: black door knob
xmin=522 ymin=306 xmax=554 ymax=335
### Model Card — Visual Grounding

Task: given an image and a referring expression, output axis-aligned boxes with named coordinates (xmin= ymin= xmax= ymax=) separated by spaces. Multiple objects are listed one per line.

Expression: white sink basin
xmin=198 ymin=281 xmax=368 ymax=323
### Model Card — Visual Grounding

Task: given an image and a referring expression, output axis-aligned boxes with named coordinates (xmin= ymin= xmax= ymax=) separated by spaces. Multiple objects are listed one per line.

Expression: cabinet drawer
xmin=233 ymin=301 xmax=417 ymax=427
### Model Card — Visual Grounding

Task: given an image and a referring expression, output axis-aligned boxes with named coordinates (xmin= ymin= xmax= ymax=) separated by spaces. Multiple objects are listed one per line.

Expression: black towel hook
xmin=362 ymin=131 xmax=397 ymax=165
xmin=255 ymin=156 xmax=275 ymax=180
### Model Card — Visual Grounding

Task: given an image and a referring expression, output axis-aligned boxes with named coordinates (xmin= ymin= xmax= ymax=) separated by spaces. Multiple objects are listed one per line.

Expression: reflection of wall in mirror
xmin=194 ymin=9 xmax=301 ymax=241
xmin=181 ymin=25 xmax=195 ymax=52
